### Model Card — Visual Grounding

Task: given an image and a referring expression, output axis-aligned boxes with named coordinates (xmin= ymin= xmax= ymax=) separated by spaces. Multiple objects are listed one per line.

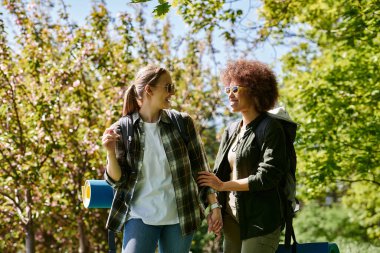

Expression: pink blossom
xmin=73 ymin=80 xmax=80 ymax=87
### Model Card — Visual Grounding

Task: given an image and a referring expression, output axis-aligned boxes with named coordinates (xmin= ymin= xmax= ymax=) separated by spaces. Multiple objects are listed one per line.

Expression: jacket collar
xmin=245 ymin=113 xmax=267 ymax=131
xmin=160 ymin=109 xmax=172 ymax=124
xmin=131 ymin=111 xmax=140 ymax=125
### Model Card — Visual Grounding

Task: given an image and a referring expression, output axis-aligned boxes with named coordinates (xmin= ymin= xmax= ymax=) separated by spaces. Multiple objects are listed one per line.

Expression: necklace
xmin=231 ymin=135 xmax=242 ymax=152
xmin=231 ymin=126 xmax=245 ymax=152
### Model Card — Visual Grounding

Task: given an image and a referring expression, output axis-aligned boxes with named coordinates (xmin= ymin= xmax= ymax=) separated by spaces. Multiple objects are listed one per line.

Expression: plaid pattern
xmin=104 ymin=110 xmax=214 ymax=235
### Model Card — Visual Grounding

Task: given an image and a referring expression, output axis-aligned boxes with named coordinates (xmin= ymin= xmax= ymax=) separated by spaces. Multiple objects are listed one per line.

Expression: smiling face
xmin=226 ymin=80 xmax=255 ymax=113
xmin=221 ymin=60 xmax=279 ymax=113
xmin=149 ymin=72 xmax=174 ymax=110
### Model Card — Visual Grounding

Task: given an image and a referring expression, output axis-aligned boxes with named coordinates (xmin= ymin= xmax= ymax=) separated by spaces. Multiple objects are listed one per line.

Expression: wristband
xmin=210 ymin=202 xmax=222 ymax=210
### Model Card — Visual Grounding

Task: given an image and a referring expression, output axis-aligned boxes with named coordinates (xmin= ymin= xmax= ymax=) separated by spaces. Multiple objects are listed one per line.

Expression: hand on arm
xmin=197 ymin=171 xmax=249 ymax=192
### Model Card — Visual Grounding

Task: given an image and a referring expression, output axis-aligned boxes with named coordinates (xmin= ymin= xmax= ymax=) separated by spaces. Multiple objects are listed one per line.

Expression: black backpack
xmin=107 ymin=109 xmax=189 ymax=253
xmin=255 ymin=109 xmax=299 ymax=250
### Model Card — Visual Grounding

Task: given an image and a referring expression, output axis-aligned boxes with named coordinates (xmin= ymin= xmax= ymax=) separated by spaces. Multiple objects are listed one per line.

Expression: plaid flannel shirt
xmin=104 ymin=110 xmax=215 ymax=235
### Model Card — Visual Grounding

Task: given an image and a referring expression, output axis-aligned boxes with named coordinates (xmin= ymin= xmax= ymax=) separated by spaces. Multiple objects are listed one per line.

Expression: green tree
xmin=293 ymin=202 xmax=380 ymax=253
xmin=0 ymin=1 xmax=229 ymax=251
xmin=2 ymin=0 xmax=378 ymax=251
xmin=260 ymin=0 xmax=380 ymax=242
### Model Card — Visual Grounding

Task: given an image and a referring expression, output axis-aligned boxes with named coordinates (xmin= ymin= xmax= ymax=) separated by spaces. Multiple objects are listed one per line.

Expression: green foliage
xmin=261 ymin=0 xmax=380 ymax=242
xmin=131 ymin=0 xmax=173 ymax=17
xmin=342 ymin=182 xmax=380 ymax=241
xmin=153 ymin=1 xmax=171 ymax=17
xmin=293 ymin=202 xmax=380 ymax=252
xmin=1 ymin=0 xmax=379 ymax=251
xmin=294 ymin=202 xmax=365 ymax=242
xmin=191 ymin=218 xmax=221 ymax=253
xmin=0 ymin=0 xmax=227 ymax=251
xmin=131 ymin=0 xmax=243 ymax=43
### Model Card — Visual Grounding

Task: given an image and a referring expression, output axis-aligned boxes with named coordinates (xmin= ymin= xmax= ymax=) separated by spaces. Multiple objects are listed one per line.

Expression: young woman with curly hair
xmin=198 ymin=59 xmax=286 ymax=253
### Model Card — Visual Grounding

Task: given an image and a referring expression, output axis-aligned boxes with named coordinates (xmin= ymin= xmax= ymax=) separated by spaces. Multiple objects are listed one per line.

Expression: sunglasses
xmin=224 ymin=85 xmax=251 ymax=94
xmin=156 ymin=83 xmax=176 ymax=93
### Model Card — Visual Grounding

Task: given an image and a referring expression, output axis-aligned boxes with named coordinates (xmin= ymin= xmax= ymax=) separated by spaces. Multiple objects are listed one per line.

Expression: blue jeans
xmin=122 ymin=219 xmax=194 ymax=253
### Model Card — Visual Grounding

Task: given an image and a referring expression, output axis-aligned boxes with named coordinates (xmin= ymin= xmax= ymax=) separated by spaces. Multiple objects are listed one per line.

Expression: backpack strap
xmin=254 ymin=114 xmax=298 ymax=250
xmin=285 ymin=212 xmax=298 ymax=252
xmin=254 ymin=114 xmax=271 ymax=149
xmin=119 ymin=114 xmax=135 ymax=170
xmin=107 ymin=230 xmax=116 ymax=253
xmin=107 ymin=115 xmax=134 ymax=253
xmin=166 ymin=109 xmax=190 ymax=145
xmin=119 ymin=115 xmax=133 ymax=157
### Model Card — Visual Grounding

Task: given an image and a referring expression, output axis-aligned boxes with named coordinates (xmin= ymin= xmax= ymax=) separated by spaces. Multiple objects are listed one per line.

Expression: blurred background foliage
xmin=0 ymin=0 xmax=379 ymax=252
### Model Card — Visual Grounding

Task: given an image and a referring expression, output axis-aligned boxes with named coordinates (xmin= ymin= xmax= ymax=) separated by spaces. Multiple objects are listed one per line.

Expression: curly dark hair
xmin=221 ymin=59 xmax=279 ymax=113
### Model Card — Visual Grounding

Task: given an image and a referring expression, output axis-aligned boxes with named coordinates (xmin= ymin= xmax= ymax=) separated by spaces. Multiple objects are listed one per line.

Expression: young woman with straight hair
xmin=102 ymin=65 xmax=222 ymax=253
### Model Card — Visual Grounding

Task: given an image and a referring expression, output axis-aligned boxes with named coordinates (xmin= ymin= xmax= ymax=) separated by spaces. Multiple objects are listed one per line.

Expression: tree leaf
xmin=153 ymin=2 xmax=171 ymax=17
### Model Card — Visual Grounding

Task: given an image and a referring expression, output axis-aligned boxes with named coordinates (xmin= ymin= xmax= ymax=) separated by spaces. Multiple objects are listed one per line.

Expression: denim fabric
xmin=122 ymin=219 xmax=194 ymax=253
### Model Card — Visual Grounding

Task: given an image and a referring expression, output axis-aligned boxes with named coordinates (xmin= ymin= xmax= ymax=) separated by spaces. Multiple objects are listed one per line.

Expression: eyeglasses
xmin=224 ymin=86 xmax=251 ymax=95
xmin=156 ymin=83 xmax=176 ymax=93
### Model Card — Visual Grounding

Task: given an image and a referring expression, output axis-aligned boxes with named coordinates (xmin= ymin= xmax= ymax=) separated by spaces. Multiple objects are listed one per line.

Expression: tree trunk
xmin=25 ymin=189 xmax=35 ymax=253
xmin=78 ymin=217 xmax=89 ymax=253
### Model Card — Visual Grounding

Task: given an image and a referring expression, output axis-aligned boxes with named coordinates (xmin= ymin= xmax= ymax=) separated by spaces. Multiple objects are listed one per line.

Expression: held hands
xmin=198 ymin=171 xmax=224 ymax=239
xmin=197 ymin=171 xmax=224 ymax=191
xmin=102 ymin=128 xmax=120 ymax=153
xmin=207 ymin=207 xmax=223 ymax=241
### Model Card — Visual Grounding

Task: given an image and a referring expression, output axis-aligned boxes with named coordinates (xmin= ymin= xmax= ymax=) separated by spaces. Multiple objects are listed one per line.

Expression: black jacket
xmin=214 ymin=113 xmax=287 ymax=239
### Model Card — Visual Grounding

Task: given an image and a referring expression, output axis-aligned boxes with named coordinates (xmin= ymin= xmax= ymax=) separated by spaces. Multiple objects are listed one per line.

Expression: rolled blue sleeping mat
xmin=276 ymin=242 xmax=340 ymax=253
xmin=82 ymin=180 xmax=114 ymax=208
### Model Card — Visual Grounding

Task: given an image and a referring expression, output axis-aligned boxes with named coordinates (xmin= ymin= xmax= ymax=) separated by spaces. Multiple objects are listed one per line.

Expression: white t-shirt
xmin=128 ymin=121 xmax=179 ymax=225
xmin=227 ymin=125 xmax=245 ymax=220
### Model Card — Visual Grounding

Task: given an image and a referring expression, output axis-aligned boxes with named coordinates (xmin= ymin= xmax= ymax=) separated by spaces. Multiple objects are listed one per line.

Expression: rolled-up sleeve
xmin=103 ymin=122 xmax=129 ymax=189
xmin=184 ymin=115 xmax=216 ymax=199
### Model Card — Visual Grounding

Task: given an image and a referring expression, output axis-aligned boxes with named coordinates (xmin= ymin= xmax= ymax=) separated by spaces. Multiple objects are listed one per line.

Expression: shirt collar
xmin=131 ymin=109 xmax=172 ymax=125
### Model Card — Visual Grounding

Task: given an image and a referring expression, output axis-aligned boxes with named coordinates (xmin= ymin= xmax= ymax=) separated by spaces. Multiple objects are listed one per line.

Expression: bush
xmin=289 ymin=201 xmax=380 ymax=253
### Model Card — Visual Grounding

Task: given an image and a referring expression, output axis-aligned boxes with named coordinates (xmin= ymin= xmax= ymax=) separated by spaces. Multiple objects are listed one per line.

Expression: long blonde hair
xmin=122 ymin=65 xmax=168 ymax=116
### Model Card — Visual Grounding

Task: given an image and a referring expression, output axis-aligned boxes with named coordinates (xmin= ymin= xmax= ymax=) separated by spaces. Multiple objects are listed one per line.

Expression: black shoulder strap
xmin=167 ymin=109 xmax=190 ymax=144
xmin=285 ymin=214 xmax=298 ymax=251
xmin=107 ymin=115 xmax=133 ymax=253
xmin=120 ymin=115 xmax=133 ymax=154
xmin=254 ymin=114 xmax=271 ymax=149
xmin=119 ymin=114 xmax=135 ymax=171
xmin=254 ymin=114 xmax=299 ymax=250
xmin=107 ymin=230 xmax=116 ymax=253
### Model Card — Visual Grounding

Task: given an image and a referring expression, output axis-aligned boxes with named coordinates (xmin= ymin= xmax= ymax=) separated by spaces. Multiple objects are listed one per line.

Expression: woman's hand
xmin=207 ymin=207 xmax=223 ymax=241
xmin=102 ymin=128 xmax=120 ymax=153
xmin=197 ymin=171 xmax=224 ymax=191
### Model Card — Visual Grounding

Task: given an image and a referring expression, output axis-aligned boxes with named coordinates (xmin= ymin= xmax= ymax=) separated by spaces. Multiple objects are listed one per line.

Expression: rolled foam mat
xmin=82 ymin=180 xmax=114 ymax=208
xmin=276 ymin=242 xmax=340 ymax=253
